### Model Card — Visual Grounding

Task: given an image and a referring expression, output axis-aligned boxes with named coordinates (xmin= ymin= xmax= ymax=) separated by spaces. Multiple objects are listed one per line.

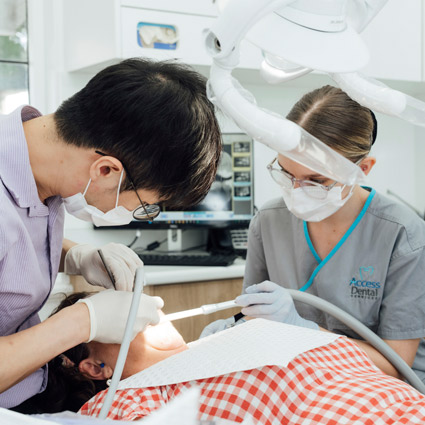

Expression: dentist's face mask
xmin=62 ymin=170 xmax=134 ymax=226
xmin=267 ymin=157 xmax=356 ymax=222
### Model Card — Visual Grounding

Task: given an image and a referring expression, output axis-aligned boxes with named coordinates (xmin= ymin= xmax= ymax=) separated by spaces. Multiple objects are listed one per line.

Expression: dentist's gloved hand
xmin=64 ymin=243 xmax=143 ymax=291
xmin=199 ymin=316 xmax=236 ymax=339
xmin=77 ymin=289 xmax=164 ymax=343
xmin=235 ymin=281 xmax=319 ymax=330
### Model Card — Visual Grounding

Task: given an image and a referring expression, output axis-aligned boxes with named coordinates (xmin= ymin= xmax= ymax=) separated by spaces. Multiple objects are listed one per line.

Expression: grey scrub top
xmin=243 ymin=189 xmax=425 ymax=382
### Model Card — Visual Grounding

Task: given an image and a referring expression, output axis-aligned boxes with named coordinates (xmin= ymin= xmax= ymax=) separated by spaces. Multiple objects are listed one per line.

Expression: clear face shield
xmin=207 ymin=73 xmax=365 ymax=186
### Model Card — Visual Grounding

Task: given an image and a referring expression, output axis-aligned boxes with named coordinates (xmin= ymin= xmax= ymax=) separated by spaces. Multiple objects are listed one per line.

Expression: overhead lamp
xmin=204 ymin=0 xmax=374 ymax=185
xmin=204 ymin=0 xmax=425 ymax=186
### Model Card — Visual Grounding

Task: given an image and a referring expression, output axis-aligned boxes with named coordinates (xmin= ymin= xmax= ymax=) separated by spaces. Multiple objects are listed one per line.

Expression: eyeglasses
xmin=266 ymin=157 xmax=338 ymax=200
xmin=95 ymin=151 xmax=161 ymax=221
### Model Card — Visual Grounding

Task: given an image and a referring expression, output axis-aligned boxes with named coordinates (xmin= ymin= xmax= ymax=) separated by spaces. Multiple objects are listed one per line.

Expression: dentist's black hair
xmin=54 ymin=58 xmax=222 ymax=208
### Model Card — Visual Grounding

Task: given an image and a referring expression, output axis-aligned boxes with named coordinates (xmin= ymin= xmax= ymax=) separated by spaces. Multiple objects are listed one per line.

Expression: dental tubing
xmin=288 ymin=289 xmax=425 ymax=394
xmin=98 ymin=267 xmax=145 ymax=419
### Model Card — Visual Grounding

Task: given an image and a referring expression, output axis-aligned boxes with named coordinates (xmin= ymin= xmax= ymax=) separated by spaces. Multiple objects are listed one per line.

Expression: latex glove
xmin=199 ymin=314 xmax=246 ymax=338
xmin=77 ymin=289 xmax=164 ymax=343
xmin=64 ymin=243 xmax=142 ymax=291
xmin=199 ymin=316 xmax=237 ymax=339
xmin=235 ymin=281 xmax=319 ymax=330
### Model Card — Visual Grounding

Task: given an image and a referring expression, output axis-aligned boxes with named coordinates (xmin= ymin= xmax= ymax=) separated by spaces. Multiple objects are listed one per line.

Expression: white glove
xmin=199 ymin=315 xmax=245 ymax=338
xmin=235 ymin=281 xmax=319 ymax=330
xmin=64 ymin=243 xmax=143 ymax=291
xmin=77 ymin=289 xmax=164 ymax=343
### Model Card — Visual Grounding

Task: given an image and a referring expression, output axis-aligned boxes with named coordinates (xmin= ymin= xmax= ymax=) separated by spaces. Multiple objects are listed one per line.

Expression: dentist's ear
xmin=89 ymin=154 xmax=124 ymax=182
xmin=79 ymin=358 xmax=113 ymax=380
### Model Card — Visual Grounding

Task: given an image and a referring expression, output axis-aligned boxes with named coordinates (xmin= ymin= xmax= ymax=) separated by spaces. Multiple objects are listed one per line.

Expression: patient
xmin=13 ymin=293 xmax=425 ymax=424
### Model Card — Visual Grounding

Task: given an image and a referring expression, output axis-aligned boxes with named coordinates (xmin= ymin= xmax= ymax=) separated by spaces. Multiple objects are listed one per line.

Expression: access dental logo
xmin=349 ymin=266 xmax=381 ymax=300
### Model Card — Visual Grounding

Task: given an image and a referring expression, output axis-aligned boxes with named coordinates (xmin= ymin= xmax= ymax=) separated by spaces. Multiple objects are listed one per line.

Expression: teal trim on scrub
xmin=303 ymin=221 xmax=321 ymax=263
xmin=299 ymin=188 xmax=376 ymax=292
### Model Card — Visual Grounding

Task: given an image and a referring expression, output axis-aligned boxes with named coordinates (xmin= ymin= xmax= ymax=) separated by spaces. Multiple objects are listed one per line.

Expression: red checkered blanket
xmin=80 ymin=337 xmax=425 ymax=424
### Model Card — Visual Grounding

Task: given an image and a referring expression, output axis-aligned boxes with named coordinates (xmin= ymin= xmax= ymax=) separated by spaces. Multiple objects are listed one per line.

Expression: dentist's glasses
xmin=95 ymin=151 xmax=161 ymax=221
xmin=267 ymin=157 xmax=338 ymax=200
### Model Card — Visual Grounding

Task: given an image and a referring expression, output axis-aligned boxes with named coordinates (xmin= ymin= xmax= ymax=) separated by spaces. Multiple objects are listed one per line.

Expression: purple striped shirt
xmin=0 ymin=106 xmax=64 ymax=407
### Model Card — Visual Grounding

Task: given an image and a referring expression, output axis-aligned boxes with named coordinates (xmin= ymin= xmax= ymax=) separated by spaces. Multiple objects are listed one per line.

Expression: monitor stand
xmin=167 ymin=228 xmax=208 ymax=253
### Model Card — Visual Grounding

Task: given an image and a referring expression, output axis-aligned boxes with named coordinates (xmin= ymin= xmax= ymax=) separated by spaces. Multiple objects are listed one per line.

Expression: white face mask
xmin=281 ymin=184 xmax=354 ymax=222
xmin=62 ymin=170 xmax=134 ymax=227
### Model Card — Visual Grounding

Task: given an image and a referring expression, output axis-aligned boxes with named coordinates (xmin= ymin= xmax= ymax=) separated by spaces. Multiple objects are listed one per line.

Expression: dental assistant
xmin=207 ymin=85 xmax=425 ymax=382
xmin=0 ymin=58 xmax=221 ymax=408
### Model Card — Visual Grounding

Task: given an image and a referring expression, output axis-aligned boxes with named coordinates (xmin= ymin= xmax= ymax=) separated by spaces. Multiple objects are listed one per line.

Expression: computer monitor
xmin=127 ymin=133 xmax=255 ymax=230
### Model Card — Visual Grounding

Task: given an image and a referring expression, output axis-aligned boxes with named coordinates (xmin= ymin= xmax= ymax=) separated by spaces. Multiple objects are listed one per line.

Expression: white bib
xmin=118 ymin=319 xmax=340 ymax=390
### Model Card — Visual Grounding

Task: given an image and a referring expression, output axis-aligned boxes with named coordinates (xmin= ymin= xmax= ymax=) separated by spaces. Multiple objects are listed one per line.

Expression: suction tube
xmin=287 ymin=289 xmax=425 ymax=394
xmin=98 ymin=267 xmax=145 ymax=419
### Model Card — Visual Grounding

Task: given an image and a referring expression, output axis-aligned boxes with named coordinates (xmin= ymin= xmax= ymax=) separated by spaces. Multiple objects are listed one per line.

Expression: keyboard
xmin=134 ymin=251 xmax=238 ymax=267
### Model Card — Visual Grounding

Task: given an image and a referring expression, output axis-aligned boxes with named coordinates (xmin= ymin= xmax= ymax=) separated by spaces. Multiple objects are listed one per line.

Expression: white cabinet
xmin=359 ymin=0 xmax=422 ymax=82
xmin=63 ymin=0 xmax=262 ymax=73
xmin=120 ymin=0 xmax=218 ymax=16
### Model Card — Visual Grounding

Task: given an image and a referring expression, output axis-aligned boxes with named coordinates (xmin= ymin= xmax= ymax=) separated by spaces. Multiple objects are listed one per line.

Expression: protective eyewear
xmin=267 ymin=157 xmax=338 ymax=200
xmin=95 ymin=151 xmax=161 ymax=221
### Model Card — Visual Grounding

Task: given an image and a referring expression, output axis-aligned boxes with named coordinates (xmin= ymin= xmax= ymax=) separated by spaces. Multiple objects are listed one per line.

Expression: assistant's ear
xmin=358 ymin=156 xmax=376 ymax=176
xmin=89 ymin=155 xmax=124 ymax=182
xmin=79 ymin=358 xmax=113 ymax=380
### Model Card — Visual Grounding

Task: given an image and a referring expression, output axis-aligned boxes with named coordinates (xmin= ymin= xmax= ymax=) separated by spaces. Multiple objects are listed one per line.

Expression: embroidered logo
xmin=349 ymin=266 xmax=381 ymax=300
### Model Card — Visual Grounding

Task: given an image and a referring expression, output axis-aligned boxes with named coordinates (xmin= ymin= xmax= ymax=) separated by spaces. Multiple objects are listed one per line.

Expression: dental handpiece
xmin=161 ymin=300 xmax=238 ymax=323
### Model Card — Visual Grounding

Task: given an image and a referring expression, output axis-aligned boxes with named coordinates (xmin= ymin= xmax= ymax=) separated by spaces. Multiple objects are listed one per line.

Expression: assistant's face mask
xmin=281 ymin=184 xmax=354 ymax=222
xmin=62 ymin=170 xmax=134 ymax=227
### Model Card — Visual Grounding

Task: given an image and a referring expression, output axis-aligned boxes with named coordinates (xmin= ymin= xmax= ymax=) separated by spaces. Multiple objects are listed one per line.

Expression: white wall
xmin=27 ymin=0 xmax=425 ymax=249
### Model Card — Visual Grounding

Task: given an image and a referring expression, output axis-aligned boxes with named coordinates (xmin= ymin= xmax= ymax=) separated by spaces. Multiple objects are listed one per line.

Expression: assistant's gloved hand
xmin=199 ymin=316 xmax=236 ymax=339
xmin=77 ymin=289 xmax=164 ymax=343
xmin=235 ymin=281 xmax=319 ymax=330
xmin=64 ymin=243 xmax=142 ymax=291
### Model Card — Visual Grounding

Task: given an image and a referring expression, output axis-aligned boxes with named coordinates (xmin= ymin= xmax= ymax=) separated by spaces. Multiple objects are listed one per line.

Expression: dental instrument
xmin=161 ymin=300 xmax=238 ymax=323
xmin=98 ymin=266 xmax=145 ymax=419
xmin=97 ymin=249 xmax=116 ymax=289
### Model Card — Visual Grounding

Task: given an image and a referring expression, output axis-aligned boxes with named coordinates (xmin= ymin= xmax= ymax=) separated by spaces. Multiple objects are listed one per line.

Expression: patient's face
xmin=88 ymin=314 xmax=187 ymax=379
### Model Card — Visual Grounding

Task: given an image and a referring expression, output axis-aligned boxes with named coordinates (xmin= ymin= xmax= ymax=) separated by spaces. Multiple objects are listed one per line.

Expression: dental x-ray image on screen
xmin=121 ymin=134 xmax=254 ymax=228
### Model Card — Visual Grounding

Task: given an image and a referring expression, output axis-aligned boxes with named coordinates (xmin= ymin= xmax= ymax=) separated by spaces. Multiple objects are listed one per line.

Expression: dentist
xmin=203 ymin=85 xmax=425 ymax=383
xmin=0 ymin=58 xmax=221 ymax=408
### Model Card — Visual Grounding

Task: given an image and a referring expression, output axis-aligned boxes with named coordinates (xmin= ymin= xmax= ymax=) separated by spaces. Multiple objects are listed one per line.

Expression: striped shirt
xmin=0 ymin=106 xmax=64 ymax=407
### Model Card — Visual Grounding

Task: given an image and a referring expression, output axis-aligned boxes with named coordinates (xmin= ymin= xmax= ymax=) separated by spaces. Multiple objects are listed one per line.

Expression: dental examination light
xmin=204 ymin=0 xmax=425 ymax=185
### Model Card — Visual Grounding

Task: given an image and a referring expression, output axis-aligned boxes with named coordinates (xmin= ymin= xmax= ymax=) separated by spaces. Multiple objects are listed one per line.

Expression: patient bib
xmin=118 ymin=319 xmax=341 ymax=389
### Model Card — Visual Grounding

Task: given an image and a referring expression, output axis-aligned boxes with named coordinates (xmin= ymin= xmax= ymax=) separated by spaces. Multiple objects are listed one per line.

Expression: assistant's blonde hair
xmin=286 ymin=85 xmax=375 ymax=162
